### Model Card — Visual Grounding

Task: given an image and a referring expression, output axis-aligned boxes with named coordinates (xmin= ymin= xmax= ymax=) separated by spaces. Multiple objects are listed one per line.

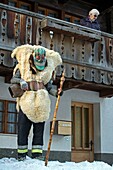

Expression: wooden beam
xmin=0 ymin=65 xmax=13 ymax=76
xmin=99 ymin=89 xmax=113 ymax=98
xmin=41 ymin=17 xmax=101 ymax=42
xmin=61 ymin=78 xmax=113 ymax=97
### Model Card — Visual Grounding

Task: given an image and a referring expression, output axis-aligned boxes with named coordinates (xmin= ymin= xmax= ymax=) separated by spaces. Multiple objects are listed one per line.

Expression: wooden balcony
xmin=0 ymin=3 xmax=113 ymax=97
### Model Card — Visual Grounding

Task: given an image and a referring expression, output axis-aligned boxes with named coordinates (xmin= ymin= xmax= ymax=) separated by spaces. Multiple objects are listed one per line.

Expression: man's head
xmin=33 ymin=48 xmax=46 ymax=71
xmin=89 ymin=9 xmax=100 ymax=21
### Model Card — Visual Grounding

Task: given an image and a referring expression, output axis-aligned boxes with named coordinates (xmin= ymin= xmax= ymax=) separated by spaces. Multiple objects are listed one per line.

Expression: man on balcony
xmin=80 ymin=9 xmax=100 ymax=30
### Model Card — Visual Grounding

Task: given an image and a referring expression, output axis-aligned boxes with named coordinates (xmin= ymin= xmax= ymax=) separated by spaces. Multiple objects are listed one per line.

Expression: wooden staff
xmin=45 ymin=70 xmax=65 ymax=166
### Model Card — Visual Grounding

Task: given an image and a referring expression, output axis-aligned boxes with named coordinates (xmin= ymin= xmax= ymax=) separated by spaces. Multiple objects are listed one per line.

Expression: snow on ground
xmin=0 ymin=156 xmax=113 ymax=170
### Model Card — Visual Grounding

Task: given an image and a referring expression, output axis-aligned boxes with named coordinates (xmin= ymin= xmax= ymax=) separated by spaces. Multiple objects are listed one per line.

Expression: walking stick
xmin=45 ymin=69 xmax=65 ymax=166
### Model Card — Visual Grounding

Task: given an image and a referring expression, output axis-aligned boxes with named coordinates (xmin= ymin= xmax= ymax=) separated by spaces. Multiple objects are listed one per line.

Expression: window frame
xmin=64 ymin=13 xmax=80 ymax=24
xmin=8 ymin=0 xmax=32 ymax=10
xmin=8 ymin=1 xmax=81 ymax=24
xmin=37 ymin=6 xmax=60 ymax=19
xmin=0 ymin=100 xmax=18 ymax=134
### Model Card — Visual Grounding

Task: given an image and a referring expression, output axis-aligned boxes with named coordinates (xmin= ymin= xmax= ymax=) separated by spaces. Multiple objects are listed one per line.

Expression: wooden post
xmin=45 ymin=70 xmax=65 ymax=166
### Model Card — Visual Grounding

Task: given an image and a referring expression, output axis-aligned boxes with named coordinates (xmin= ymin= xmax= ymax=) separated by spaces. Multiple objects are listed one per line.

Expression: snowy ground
xmin=0 ymin=157 xmax=113 ymax=170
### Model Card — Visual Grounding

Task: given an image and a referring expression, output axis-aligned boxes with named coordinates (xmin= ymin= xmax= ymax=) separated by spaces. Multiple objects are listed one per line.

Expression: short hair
xmin=89 ymin=9 xmax=100 ymax=16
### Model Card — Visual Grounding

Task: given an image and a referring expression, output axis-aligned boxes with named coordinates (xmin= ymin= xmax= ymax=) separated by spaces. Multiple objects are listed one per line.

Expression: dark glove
xmin=59 ymin=90 xmax=63 ymax=96
xmin=20 ymin=80 xmax=28 ymax=90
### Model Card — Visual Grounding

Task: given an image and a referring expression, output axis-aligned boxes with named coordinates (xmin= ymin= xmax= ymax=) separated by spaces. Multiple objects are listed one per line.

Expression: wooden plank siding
xmin=0 ymin=3 xmax=113 ymax=97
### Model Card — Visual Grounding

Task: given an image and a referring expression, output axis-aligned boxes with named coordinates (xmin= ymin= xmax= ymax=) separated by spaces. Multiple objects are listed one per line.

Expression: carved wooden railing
xmin=1 ymin=3 xmax=113 ymax=93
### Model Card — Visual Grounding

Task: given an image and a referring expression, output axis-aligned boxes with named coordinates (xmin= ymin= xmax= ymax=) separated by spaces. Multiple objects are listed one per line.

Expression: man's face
xmin=89 ymin=13 xmax=98 ymax=21
xmin=33 ymin=48 xmax=46 ymax=71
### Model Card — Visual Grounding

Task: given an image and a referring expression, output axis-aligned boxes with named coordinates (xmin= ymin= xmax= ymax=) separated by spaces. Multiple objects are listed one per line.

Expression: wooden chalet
xmin=1 ymin=0 xmax=113 ymax=165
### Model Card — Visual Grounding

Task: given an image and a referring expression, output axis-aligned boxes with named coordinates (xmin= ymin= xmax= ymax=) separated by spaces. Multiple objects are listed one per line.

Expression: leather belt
xmin=27 ymin=81 xmax=45 ymax=91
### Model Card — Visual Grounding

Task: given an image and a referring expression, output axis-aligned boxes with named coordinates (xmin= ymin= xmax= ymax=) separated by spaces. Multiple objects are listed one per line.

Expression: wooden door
xmin=71 ymin=102 xmax=94 ymax=162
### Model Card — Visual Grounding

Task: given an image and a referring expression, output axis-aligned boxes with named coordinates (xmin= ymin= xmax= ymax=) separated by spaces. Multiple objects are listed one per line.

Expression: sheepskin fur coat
xmin=11 ymin=44 xmax=62 ymax=123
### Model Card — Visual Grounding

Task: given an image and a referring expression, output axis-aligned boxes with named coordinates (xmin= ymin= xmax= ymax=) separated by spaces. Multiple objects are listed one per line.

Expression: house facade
xmin=0 ymin=0 xmax=113 ymax=165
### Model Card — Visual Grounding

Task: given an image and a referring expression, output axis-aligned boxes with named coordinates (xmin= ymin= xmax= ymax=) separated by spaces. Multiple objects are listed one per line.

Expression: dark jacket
xmin=80 ymin=17 xmax=100 ymax=30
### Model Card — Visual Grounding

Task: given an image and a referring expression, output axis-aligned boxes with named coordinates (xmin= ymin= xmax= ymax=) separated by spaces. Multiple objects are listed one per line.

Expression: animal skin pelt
xmin=11 ymin=44 xmax=62 ymax=123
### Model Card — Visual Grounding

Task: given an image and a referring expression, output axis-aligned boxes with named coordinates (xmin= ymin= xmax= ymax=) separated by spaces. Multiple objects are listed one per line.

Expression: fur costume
xmin=11 ymin=44 xmax=62 ymax=123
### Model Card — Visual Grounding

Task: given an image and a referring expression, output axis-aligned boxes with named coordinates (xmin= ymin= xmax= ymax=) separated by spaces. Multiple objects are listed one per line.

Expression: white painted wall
xmin=1 ymin=80 xmax=113 ymax=155
xmin=44 ymin=89 xmax=104 ymax=152
xmin=0 ymin=81 xmax=15 ymax=101
xmin=0 ymin=134 xmax=17 ymax=149
xmin=100 ymin=98 xmax=113 ymax=153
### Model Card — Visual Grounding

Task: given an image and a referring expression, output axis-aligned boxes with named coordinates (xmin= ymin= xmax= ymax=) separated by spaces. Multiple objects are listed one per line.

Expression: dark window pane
xmin=7 ymin=123 xmax=15 ymax=133
xmin=8 ymin=2 xmax=16 ymax=7
xmin=75 ymin=107 xmax=82 ymax=148
xmin=0 ymin=102 xmax=3 ymax=111
xmin=38 ymin=10 xmax=45 ymax=15
xmin=0 ymin=112 xmax=3 ymax=121
xmin=8 ymin=113 xmax=17 ymax=122
xmin=64 ymin=17 xmax=70 ymax=22
xmin=8 ymin=103 xmax=16 ymax=112
xmin=0 ymin=123 xmax=3 ymax=132
xmin=71 ymin=106 xmax=74 ymax=147
xmin=74 ymin=20 xmax=80 ymax=24
xmin=84 ymin=108 xmax=89 ymax=148
xmin=20 ymin=5 xmax=30 ymax=10
xmin=16 ymin=124 xmax=18 ymax=133
xmin=48 ymin=13 xmax=58 ymax=18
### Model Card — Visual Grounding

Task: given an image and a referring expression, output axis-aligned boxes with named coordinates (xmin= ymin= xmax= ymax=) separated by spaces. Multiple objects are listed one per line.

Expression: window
xmin=8 ymin=1 xmax=80 ymax=24
xmin=48 ymin=9 xmax=59 ymax=18
xmin=8 ymin=1 xmax=17 ymax=7
xmin=19 ymin=1 xmax=31 ymax=10
xmin=8 ymin=0 xmax=31 ymax=11
xmin=38 ymin=6 xmax=59 ymax=19
xmin=64 ymin=14 xmax=80 ymax=24
xmin=37 ymin=6 xmax=45 ymax=15
xmin=0 ymin=100 xmax=18 ymax=134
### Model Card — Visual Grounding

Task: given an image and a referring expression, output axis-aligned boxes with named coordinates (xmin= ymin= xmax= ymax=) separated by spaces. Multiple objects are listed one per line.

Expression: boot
xmin=32 ymin=153 xmax=45 ymax=161
xmin=17 ymin=153 xmax=27 ymax=161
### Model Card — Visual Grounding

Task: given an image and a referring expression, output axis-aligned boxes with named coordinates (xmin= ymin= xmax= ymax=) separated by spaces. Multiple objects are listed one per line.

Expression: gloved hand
xmin=20 ymin=79 xmax=28 ymax=90
xmin=56 ymin=88 xmax=63 ymax=97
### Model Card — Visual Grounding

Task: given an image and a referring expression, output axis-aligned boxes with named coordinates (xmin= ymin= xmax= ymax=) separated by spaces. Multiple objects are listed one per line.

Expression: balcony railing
xmin=1 ymin=3 xmax=113 ymax=97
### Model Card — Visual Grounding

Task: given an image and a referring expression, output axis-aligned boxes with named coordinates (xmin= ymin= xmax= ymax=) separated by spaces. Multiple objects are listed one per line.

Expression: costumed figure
xmin=10 ymin=44 xmax=62 ymax=161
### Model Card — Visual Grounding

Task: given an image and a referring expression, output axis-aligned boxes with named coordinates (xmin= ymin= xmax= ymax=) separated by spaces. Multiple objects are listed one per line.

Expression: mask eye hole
xmin=36 ymin=55 xmax=40 ymax=60
xmin=42 ymin=55 xmax=45 ymax=60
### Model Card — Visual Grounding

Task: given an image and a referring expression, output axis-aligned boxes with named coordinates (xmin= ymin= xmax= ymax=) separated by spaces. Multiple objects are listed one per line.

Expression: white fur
xmin=18 ymin=90 xmax=51 ymax=122
xmin=11 ymin=44 xmax=62 ymax=122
